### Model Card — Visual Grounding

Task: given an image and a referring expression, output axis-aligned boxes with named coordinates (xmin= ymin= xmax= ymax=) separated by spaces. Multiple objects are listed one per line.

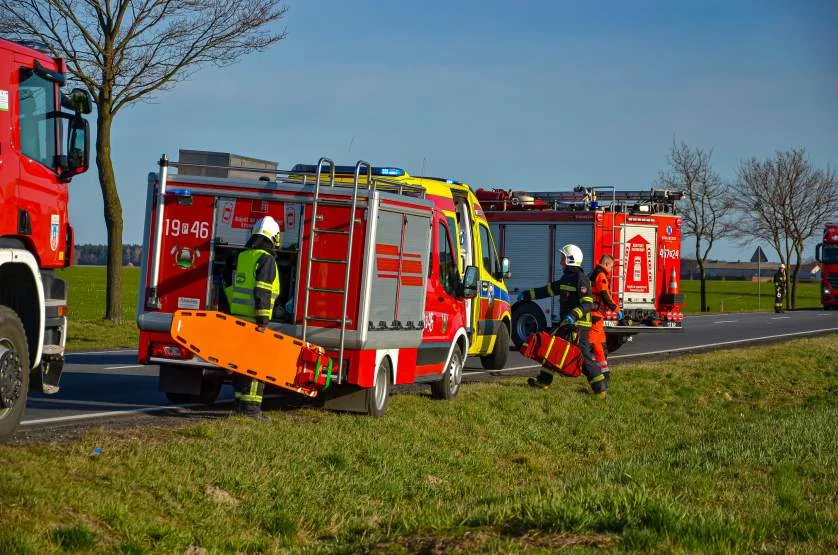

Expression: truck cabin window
xmin=479 ymin=224 xmax=500 ymax=276
xmin=19 ymin=69 xmax=58 ymax=169
xmin=822 ymin=246 xmax=838 ymax=264
xmin=438 ymin=222 xmax=459 ymax=296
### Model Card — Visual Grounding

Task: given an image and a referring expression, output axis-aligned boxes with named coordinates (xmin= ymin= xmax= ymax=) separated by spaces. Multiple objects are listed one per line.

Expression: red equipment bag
xmin=520 ymin=328 xmax=582 ymax=377
xmin=294 ymin=346 xmax=335 ymax=389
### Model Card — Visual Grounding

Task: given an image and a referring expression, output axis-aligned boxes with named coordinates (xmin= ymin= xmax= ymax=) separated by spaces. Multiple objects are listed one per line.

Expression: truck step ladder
xmin=169 ymin=310 xmax=334 ymax=397
xmin=301 ymin=160 xmax=374 ymax=385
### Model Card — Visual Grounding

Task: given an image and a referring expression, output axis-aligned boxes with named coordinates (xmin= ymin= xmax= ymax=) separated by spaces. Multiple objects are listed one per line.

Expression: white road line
xmin=102 ymin=365 xmax=145 ymax=370
xmin=66 ymin=349 xmax=139 ymax=356
xmin=464 ymin=327 xmax=838 ymax=376
xmin=27 ymin=398 xmax=163 ymax=409
xmin=20 ymin=404 xmax=200 ymax=426
xmin=771 ymin=316 xmax=791 ymax=320
xmin=713 ymin=320 xmax=738 ymax=324
xmin=816 ymin=313 xmax=832 ymax=316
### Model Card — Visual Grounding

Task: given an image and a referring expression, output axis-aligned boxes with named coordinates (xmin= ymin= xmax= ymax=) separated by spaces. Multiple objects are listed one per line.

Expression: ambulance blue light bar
xmin=291 ymin=164 xmax=405 ymax=177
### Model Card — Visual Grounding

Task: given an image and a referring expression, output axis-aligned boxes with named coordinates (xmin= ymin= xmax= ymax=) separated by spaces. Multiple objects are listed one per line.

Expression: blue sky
xmin=68 ymin=0 xmax=838 ymax=262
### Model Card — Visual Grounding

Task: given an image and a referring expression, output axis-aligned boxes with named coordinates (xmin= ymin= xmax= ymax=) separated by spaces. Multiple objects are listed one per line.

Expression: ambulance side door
xmin=473 ymin=222 xmax=505 ymax=348
xmin=417 ymin=215 xmax=463 ymax=376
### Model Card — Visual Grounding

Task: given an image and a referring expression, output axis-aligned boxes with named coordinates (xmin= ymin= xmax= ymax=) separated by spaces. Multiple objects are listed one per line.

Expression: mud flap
xmin=321 ymin=385 xmax=369 ymax=413
xmin=159 ymin=364 xmax=204 ymax=395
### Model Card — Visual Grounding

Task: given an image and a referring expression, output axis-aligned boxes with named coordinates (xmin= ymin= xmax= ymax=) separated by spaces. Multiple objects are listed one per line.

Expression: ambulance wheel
xmin=480 ymin=323 xmax=509 ymax=370
xmin=366 ymin=357 xmax=391 ymax=417
xmin=0 ymin=306 xmax=30 ymax=441
xmin=432 ymin=345 xmax=464 ymax=400
xmin=511 ymin=303 xmax=547 ymax=349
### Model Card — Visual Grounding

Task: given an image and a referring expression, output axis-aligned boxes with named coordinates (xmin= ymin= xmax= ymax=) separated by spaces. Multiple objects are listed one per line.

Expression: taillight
xmin=150 ymin=342 xmax=193 ymax=360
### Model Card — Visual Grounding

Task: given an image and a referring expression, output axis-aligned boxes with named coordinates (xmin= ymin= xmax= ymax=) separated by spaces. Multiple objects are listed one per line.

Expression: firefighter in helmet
xmin=224 ymin=216 xmax=281 ymax=419
xmin=589 ymin=254 xmax=622 ymax=387
xmin=517 ymin=244 xmax=607 ymax=398
xmin=773 ymin=263 xmax=787 ymax=313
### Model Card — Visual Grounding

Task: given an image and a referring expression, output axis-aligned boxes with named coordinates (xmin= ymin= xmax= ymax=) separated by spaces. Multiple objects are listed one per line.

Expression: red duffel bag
xmin=520 ymin=328 xmax=582 ymax=377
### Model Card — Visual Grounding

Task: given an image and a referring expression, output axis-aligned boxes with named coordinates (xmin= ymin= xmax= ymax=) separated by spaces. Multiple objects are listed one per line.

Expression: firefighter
xmin=589 ymin=254 xmax=622 ymax=387
xmin=224 ymin=216 xmax=281 ymax=419
xmin=517 ymin=244 xmax=607 ymax=399
xmin=774 ymin=263 xmax=787 ymax=313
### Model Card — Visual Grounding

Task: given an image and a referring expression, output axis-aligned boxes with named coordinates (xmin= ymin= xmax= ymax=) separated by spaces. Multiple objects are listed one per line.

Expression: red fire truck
xmin=136 ymin=156 xmax=479 ymax=415
xmin=815 ymin=223 xmax=838 ymax=309
xmin=477 ymin=186 xmax=685 ymax=351
xmin=0 ymin=38 xmax=91 ymax=438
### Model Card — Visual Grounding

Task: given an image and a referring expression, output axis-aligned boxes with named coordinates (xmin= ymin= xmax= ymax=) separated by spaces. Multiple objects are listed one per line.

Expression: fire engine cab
xmin=137 ymin=156 xmax=479 ymax=415
xmin=0 ymin=38 xmax=91 ymax=439
xmin=477 ymin=186 xmax=685 ymax=351
xmin=815 ymin=223 xmax=838 ymax=309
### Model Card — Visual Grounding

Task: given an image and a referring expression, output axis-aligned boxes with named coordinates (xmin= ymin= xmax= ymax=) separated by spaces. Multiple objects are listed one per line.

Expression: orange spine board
xmin=170 ymin=310 xmax=324 ymax=398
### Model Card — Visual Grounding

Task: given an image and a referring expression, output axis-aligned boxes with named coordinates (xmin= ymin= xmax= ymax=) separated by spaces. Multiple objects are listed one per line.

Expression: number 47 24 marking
xmin=164 ymin=218 xmax=209 ymax=239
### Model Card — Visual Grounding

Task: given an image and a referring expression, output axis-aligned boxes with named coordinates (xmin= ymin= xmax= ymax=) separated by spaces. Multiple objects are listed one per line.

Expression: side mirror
xmin=61 ymin=116 xmax=90 ymax=179
xmin=501 ymin=257 xmax=511 ymax=279
xmin=61 ymin=87 xmax=93 ymax=115
xmin=815 ymin=243 xmax=822 ymax=263
xmin=462 ymin=265 xmax=479 ymax=299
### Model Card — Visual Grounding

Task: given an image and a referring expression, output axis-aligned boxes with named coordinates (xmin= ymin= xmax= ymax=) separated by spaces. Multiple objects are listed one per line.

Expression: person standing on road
xmin=224 ymin=216 xmax=281 ymax=419
xmin=516 ymin=244 xmax=607 ymax=399
xmin=589 ymin=254 xmax=621 ymax=387
xmin=773 ymin=263 xmax=787 ymax=313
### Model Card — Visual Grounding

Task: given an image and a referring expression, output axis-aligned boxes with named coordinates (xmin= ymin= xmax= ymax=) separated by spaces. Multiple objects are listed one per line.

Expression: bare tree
xmin=659 ymin=140 xmax=731 ymax=312
xmin=734 ymin=149 xmax=837 ymax=308
xmin=1 ymin=0 xmax=287 ymax=321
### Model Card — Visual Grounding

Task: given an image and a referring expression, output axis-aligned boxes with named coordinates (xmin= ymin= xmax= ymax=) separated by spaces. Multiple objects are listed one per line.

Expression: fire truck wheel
xmin=480 ymin=323 xmax=509 ymax=370
xmin=511 ymin=303 xmax=547 ymax=349
xmin=0 ymin=306 xmax=30 ymax=440
xmin=432 ymin=345 xmax=464 ymax=400
xmin=366 ymin=357 xmax=391 ymax=417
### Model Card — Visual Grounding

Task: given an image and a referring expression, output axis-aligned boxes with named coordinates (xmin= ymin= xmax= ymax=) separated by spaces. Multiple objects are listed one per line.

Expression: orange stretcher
xmin=169 ymin=310 xmax=335 ymax=398
xmin=520 ymin=329 xmax=582 ymax=378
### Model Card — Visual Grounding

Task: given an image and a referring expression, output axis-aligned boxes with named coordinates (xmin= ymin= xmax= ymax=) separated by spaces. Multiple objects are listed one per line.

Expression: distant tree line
xmin=74 ymin=245 xmax=143 ymax=267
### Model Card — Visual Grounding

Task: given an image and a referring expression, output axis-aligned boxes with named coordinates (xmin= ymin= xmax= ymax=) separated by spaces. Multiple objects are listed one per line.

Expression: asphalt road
xmin=18 ymin=310 xmax=837 ymax=434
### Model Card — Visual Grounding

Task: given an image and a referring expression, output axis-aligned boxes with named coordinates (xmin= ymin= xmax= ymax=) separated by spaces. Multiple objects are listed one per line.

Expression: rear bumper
xmin=604 ymin=322 xmax=684 ymax=335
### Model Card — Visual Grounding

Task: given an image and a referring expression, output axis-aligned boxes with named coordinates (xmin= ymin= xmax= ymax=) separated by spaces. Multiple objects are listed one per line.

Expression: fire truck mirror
xmin=501 ymin=257 xmax=511 ymax=279
xmin=63 ymin=116 xmax=90 ymax=178
xmin=462 ymin=266 xmax=479 ymax=299
xmin=61 ymin=88 xmax=93 ymax=115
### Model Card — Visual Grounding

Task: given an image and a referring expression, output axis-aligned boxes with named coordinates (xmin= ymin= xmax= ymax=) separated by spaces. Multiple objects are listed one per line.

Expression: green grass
xmin=57 ymin=266 xmax=140 ymax=351
xmin=679 ymin=279 xmax=821 ymax=313
xmin=2 ymin=336 xmax=837 ymax=553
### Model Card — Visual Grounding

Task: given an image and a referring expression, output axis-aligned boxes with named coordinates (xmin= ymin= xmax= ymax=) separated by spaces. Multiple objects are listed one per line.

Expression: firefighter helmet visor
xmin=560 ymin=244 xmax=584 ymax=267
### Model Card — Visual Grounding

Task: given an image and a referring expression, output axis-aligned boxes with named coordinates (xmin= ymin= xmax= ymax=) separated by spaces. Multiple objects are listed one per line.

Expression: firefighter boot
xmin=243 ymin=402 xmax=269 ymax=421
xmin=589 ymin=374 xmax=608 ymax=400
xmin=528 ymin=369 xmax=554 ymax=390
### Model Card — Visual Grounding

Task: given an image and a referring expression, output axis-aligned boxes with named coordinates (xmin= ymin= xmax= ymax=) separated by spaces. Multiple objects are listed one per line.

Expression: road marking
xmin=771 ymin=316 xmax=791 ymax=320
xmin=816 ymin=313 xmax=831 ymax=316
xmin=66 ymin=349 xmax=139 ymax=356
xmin=27 ymin=398 xmax=165 ymax=409
xmin=20 ymin=404 xmax=203 ymax=426
xmin=102 ymin=365 xmax=145 ymax=370
xmin=464 ymin=327 xmax=838 ymax=376
xmin=713 ymin=320 xmax=738 ymax=324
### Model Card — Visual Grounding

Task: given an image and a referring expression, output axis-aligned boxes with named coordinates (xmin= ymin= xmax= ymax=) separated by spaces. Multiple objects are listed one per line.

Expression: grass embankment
xmin=58 ymin=266 xmax=140 ymax=351
xmin=2 ymin=336 xmax=837 ymax=553
xmin=679 ymin=279 xmax=820 ymax=313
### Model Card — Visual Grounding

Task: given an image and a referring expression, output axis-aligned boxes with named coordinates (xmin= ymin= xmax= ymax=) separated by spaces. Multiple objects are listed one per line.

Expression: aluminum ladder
xmin=301 ymin=159 xmax=373 ymax=385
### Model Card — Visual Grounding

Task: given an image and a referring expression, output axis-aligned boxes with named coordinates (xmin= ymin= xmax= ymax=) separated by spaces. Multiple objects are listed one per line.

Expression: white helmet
xmin=560 ymin=244 xmax=583 ymax=267
xmin=779 ymin=263 xmax=786 ymax=270
xmin=252 ymin=216 xmax=281 ymax=246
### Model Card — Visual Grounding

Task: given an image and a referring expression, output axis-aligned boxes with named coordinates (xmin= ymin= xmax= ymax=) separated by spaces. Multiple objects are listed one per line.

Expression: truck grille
xmin=828 ymin=275 xmax=838 ymax=289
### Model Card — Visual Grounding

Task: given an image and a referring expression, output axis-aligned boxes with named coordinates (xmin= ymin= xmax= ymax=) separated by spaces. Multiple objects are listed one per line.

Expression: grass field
xmin=679 ymin=279 xmax=821 ymax=313
xmin=2 ymin=336 xmax=836 ymax=553
xmin=57 ymin=266 xmax=140 ymax=351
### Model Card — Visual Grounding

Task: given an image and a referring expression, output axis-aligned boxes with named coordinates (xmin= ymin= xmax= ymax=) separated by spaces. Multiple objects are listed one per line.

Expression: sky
xmin=66 ymin=0 xmax=838 ymax=262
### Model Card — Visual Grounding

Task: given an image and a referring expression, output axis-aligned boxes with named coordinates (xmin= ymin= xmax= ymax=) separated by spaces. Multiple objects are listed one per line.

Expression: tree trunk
xmin=696 ymin=242 xmax=707 ymax=312
xmin=790 ymin=243 xmax=803 ymax=310
xmin=96 ymin=106 xmax=124 ymax=322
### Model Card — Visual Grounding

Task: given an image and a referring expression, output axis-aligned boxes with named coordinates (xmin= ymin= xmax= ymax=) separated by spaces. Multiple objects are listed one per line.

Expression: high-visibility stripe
xmin=528 ymin=288 xmax=535 ymax=299
xmin=255 ymin=281 xmax=273 ymax=291
xmin=255 ymin=309 xmax=272 ymax=317
xmin=546 ymin=284 xmax=554 ymax=297
xmin=232 ymin=298 xmax=255 ymax=307
xmin=542 ymin=337 xmax=556 ymax=365
xmin=558 ymin=342 xmax=571 ymax=368
xmin=560 ymin=284 xmax=576 ymax=291
xmin=589 ymin=374 xmax=605 ymax=384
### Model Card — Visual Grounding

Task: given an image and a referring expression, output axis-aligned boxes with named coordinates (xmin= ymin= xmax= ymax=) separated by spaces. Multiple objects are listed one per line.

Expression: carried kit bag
xmin=520 ymin=326 xmax=583 ymax=378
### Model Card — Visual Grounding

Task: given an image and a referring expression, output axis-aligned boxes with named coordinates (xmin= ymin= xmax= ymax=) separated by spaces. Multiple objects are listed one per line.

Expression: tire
xmin=432 ymin=345 xmax=464 ymax=400
xmin=0 ymin=306 xmax=30 ymax=440
xmin=511 ymin=302 xmax=547 ymax=349
xmin=480 ymin=323 xmax=510 ymax=370
xmin=164 ymin=377 xmax=222 ymax=405
xmin=365 ymin=357 xmax=391 ymax=417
